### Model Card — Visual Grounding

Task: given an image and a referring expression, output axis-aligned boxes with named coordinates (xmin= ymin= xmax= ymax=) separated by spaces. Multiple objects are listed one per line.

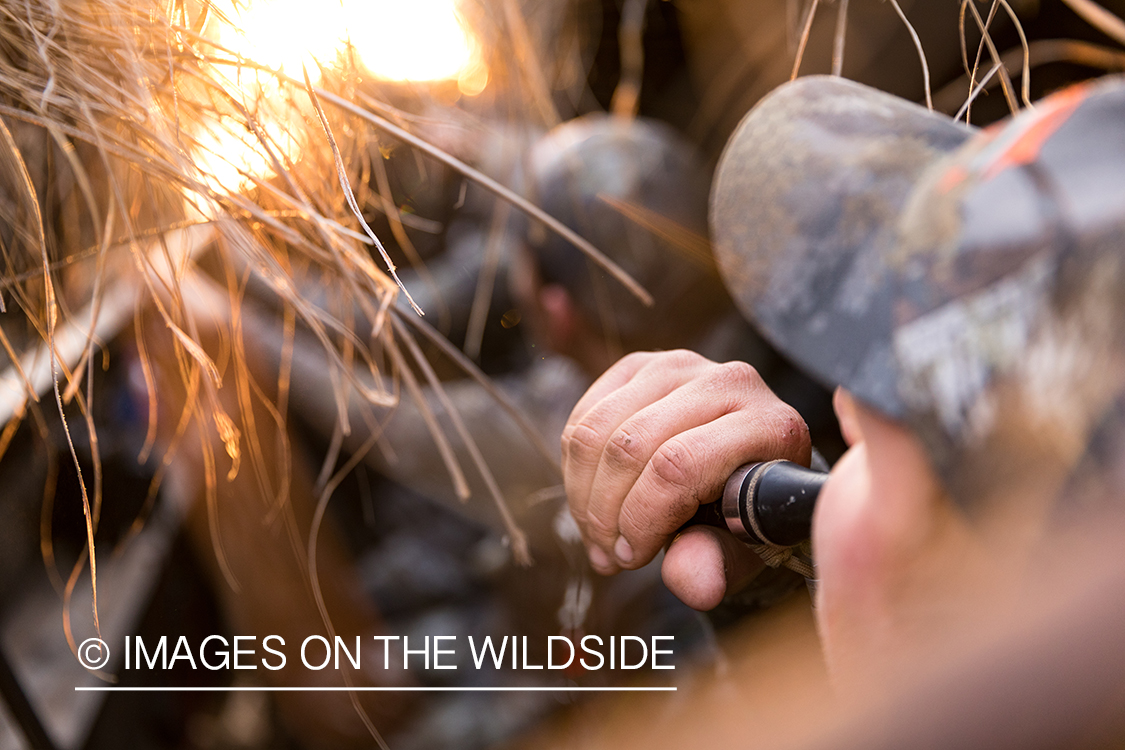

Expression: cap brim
xmin=710 ymin=76 xmax=974 ymax=418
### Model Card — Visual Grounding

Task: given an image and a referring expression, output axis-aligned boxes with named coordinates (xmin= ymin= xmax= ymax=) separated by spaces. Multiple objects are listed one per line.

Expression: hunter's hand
xmin=561 ymin=350 xmax=811 ymax=609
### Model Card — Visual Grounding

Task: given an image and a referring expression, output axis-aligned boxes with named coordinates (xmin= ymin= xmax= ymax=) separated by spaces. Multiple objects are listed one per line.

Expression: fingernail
xmin=588 ymin=545 xmax=611 ymax=570
xmin=614 ymin=536 xmax=634 ymax=565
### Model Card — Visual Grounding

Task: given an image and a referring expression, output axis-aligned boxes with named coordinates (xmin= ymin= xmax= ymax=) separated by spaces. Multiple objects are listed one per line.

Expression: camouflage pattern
xmin=711 ymin=74 xmax=1125 ymax=508
xmin=710 ymin=76 xmax=973 ymax=422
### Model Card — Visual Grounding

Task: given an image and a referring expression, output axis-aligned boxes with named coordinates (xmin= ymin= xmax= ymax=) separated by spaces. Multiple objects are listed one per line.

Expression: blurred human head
xmin=712 ymin=74 xmax=1125 ymax=526
xmin=711 ymin=74 xmax=1125 ymax=686
xmin=513 ymin=114 xmax=730 ymax=376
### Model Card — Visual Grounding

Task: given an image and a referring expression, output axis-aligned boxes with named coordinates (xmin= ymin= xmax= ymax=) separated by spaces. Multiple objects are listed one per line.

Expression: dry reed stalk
xmin=2 ymin=1 xmax=1121 ymax=745
xmin=610 ymin=0 xmax=649 ymax=118
xmin=791 ymin=0 xmax=822 ymax=81
xmin=1060 ymin=0 xmax=1125 ymax=47
xmin=0 ymin=0 xmax=592 ymax=675
xmin=937 ymin=38 xmax=1125 ymax=114
xmin=500 ymin=0 xmax=562 ymax=127
xmin=887 ymin=0 xmax=934 ymax=110
xmin=960 ymin=0 xmax=1020 ymax=116
xmin=832 ymin=0 xmax=850 ymax=76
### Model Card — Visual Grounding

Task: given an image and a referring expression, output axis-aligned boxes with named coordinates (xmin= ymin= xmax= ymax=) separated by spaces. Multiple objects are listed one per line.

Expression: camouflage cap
xmin=711 ymin=74 xmax=1125 ymax=506
xmin=710 ymin=76 xmax=974 ymax=422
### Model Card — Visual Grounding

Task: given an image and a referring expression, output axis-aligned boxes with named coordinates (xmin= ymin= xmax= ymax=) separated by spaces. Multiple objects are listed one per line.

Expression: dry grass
xmin=3 ymin=1 xmax=1123 ymax=742
xmin=0 ymin=0 xmax=594 ymax=674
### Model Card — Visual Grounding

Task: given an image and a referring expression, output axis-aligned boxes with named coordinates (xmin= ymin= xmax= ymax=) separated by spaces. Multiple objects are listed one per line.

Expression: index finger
xmin=561 ymin=353 xmax=711 ymax=540
xmin=564 ymin=351 xmax=656 ymax=436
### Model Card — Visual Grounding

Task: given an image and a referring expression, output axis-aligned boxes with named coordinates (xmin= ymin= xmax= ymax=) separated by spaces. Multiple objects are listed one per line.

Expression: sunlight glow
xmin=197 ymin=0 xmax=487 ymax=195
xmin=213 ymin=0 xmax=487 ymax=86
xmin=193 ymin=109 xmax=305 ymax=194
xmin=348 ymin=0 xmax=479 ymax=82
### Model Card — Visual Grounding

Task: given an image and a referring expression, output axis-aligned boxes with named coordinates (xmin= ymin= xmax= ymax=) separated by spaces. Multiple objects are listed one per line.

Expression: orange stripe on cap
xmin=936 ymin=164 xmax=970 ymax=195
xmin=980 ymin=82 xmax=1092 ymax=182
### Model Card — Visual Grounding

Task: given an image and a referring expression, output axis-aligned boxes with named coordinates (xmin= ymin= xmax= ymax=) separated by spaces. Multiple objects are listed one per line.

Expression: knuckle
xmin=775 ymin=405 xmax=812 ymax=456
xmin=658 ymin=349 xmax=705 ymax=372
xmin=584 ymin=509 xmax=619 ymax=541
xmin=560 ymin=423 xmax=577 ymax=452
xmin=750 ymin=402 xmax=811 ymax=462
xmin=561 ymin=422 xmax=604 ymax=465
xmin=715 ymin=360 xmax=763 ymax=392
xmin=619 ymin=497 xmax=692 ymax=546
xmin=603 ymin=426 xmax=649 ymax=472
xmin=731 ymin=401 xmax=811 ymax=462
xmin=618 ymin=350 xmax=655 ymax=370
xmin=649 ymin=438 xmax=698 ymax=495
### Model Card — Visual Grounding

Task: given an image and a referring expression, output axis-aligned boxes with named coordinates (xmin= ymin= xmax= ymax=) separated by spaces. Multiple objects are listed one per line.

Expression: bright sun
xmin=198 ymin=0 xmax=488 ymax=193
xmin=214 ymin=0 xmax=487 ymax=90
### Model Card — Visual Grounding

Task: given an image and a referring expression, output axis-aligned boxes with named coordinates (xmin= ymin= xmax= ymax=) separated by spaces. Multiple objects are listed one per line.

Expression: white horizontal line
xmin=75 ymin=686 xmax=676 ymax=692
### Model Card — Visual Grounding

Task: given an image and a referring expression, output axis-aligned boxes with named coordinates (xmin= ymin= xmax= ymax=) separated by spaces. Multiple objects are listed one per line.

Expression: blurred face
xmin=812 ymin=389 xmax=982 ymax=690
xmin=509 ymin=242 xmax=618 ymax=378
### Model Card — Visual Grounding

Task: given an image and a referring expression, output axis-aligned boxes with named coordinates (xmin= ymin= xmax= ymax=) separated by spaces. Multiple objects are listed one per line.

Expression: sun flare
xmin=213 ymin=0 xmax=487 ymax=87
xmin=197 ymin=0 xmax=488 ymax=193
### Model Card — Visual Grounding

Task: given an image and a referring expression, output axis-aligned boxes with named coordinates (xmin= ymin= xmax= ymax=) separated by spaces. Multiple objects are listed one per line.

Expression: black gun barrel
xmin=688 ymin=460 xmax=827 ymax=547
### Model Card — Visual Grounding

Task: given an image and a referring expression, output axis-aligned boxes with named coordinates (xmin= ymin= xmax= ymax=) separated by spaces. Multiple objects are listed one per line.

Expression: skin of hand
xmin=560 ymin=350 xmax=812 ymax=606
xmin=562 ymin=350 xmax=990 ymax=690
